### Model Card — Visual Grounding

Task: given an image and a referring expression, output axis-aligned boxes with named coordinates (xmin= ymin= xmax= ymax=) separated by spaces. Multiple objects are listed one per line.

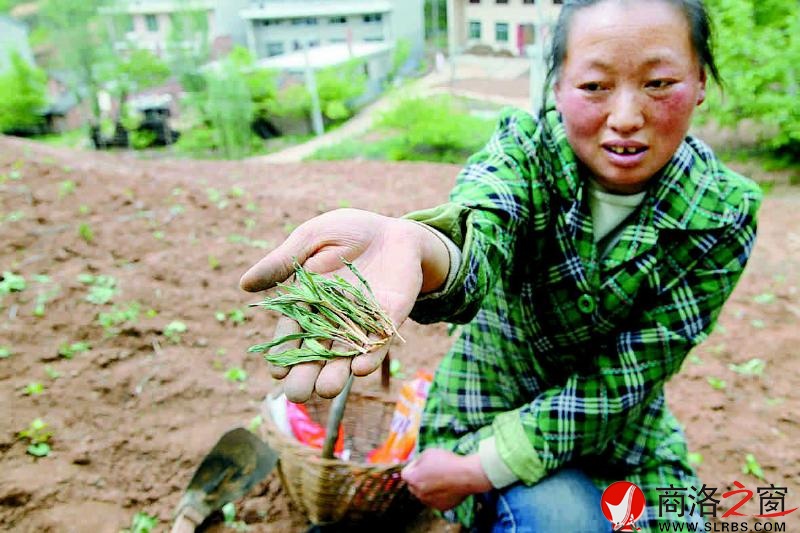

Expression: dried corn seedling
xmin=248 ymin=260 xmax=403 ymax=366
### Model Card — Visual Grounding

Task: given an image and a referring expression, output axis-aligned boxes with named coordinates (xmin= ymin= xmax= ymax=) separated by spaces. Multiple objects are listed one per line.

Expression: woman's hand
xmin=240 ymin=208 xmax=450 ymax=402
xmin=401 ymin=449 xmax=493 ymax=511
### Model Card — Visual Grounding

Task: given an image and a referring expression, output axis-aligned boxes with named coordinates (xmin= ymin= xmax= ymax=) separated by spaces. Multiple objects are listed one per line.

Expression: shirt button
xmin=578 ymin=293 xmax=596 ymax=314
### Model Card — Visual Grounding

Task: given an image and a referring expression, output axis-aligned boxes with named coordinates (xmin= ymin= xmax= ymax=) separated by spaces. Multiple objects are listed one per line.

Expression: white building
xmin=240 ymin=0 xmax=424 ymax=61
xmin=446 ymin=0 xmax=562 ymax=57
xmin=100 ymin=0 xmax=219 ymax=57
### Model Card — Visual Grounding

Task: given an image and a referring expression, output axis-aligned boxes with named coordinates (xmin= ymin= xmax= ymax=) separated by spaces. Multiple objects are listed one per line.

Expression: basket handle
xmin=321 ymin=373 xmax=354 ymax=459
xmin=320 ymin=354 xmax=392 ymax=459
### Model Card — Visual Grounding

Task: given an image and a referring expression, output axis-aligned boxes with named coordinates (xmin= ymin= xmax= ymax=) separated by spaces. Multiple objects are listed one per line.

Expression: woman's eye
xmin=579 ymin=82 xmax=603 ymax=92
xmin=646 ymin=79 xmax=675 ymax=89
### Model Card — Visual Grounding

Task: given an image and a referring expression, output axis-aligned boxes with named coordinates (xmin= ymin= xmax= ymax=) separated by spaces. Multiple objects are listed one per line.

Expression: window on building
xmin=259 ymin=19 xmax=282 ymax=27
xmin=495 ymin=22 xmax=509 ymax=42
xmin=496 ymin=0 xmax=509 ymax=3
xmin=469 ymin=20 xmax=481 ymax=39
xmin=291 ymin=17 xmax=318 ymax=26
xmin=469 ymin=0 xmax=480 ymax=3
xmin=145 ymin=14 xmax=158 ymax=32
xmin=266 ymin=42 xmax=284 ymax=56
xmin=308 ymin=39 xmax=320 ymax=47
xmin=553 ymin=0 xmax=563 ymax=3
xmin=329 ymin=16 xmax=347 ymax=24
xmin=523 ymin=0 xmax=535 ymax=3
xmin=363 ymin=13 xmax=383 ymax=23
xmin=365 ymin=36 xmax=384 ymax=42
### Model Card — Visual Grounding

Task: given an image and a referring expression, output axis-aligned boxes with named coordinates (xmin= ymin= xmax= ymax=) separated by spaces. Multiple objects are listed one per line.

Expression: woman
xmin=240 ymin=0 xmax=761 ymax=529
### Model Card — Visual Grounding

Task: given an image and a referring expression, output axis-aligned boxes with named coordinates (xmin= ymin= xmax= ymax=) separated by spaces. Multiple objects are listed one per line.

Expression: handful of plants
xmin=248 ymin=260 xmax=403 ymax=367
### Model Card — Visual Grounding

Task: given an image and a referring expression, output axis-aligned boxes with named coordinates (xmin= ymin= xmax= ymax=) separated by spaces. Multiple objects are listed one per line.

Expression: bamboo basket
xmin=260 ymin=381 xmax=421 ymax=525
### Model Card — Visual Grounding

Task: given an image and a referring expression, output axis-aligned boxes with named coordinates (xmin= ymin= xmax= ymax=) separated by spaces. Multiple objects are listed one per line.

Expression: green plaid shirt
xmin=406 ymin=107 xmax=761 ymax=529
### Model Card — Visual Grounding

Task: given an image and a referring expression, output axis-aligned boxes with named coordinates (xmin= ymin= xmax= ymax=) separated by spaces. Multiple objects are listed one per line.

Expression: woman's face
xmin=554 ymin=0 xmax=706 ymax=193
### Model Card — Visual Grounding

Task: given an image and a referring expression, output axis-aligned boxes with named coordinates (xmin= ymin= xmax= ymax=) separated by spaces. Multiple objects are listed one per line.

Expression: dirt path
xmin=1 ymin=136 xmax=798 ymax=532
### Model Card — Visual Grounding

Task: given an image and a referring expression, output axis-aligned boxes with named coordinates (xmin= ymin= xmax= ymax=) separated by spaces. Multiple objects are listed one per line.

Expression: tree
xmin=38 ymin=0 xmax=107 ymax=121
xmin=315 ymin=59 xmax=368 ymax=122
xmin=700 ymin=0 xmax=799 ymax=157
xmin=204 ymin=63 xmax=254 ymax=159
xmin=96 ymin=48 xmax=171 ymax=119
xmin=0 ymin=52 xmax=47 ymax=133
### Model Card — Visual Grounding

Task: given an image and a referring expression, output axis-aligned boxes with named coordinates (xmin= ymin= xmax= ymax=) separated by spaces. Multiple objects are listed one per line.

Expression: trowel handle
xmin=321 ymin=373 xmax=354 ymax=459
xmin=170 ymin=513 xmax=196 ymax=533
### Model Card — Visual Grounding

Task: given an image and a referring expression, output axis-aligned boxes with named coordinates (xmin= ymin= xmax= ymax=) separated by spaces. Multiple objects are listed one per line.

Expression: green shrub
xmin=700 ymin=0 xmax=799 ymax=157
xmin=377 ymin=96 xmax=495 ymax=163
xmin=0 ymin=52 xmax=47 ymax=133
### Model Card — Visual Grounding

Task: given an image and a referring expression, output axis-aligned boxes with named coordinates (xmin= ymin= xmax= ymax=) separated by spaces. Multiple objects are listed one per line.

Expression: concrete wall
xmin=388 ymin=0 xmax=425 ymax=61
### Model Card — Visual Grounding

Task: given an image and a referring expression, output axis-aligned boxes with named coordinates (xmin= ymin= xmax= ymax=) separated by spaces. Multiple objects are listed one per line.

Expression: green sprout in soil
xmin=0 ymin=271 xmax=26 ymax=294
xmin=249 ymin=260 xmax=402 ymax=367
xmin=78 ymin=274 xmax=117 ymax=305
xmin=688 ymin=452 xmax=704 ymax=466
xmin=59 ymin=180 xmax=76 ymax=197
xmin=163 ymin=321 xmax=187 ymax=343
xmin=706 ymin=376 xmax=727 ymax=390
xmin=59 ymin=341 xmax=91 ymax=359
xmin=78 ymin=205 xmax=91 ymax=216
xmin=248 ymin=415 xmax=263 ymax=432
xmin=18 ymin=418 xmax=52 ymax=457
xmin=728 ymin=358 xmax=766 ymax=377
xmin=123 ymin=511 xmax=159 ymax=533
xmin=0 ymin=346 xmax=11 ymax=359
xmin=217 ymin=308 xmax=247 ymax=325
xmin=742 ymin=453 xmax=765 ymax=480
xmin=33 ymin=276 xmax=61 ymax=317
xmin=24 ymin=382 xmax=44 ymax=395
xmin=225 ymin=366 xmax=248 ymax=383
xmin=44 ymin=365 xmax=60 ymax=379
xmin=78 ymin=222 xmax=94 ymax=243
xmin=98 ymin=302 xmax=140 ymax=336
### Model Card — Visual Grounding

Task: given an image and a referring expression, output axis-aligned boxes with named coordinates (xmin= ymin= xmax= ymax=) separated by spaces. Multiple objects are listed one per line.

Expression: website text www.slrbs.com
xmin=658 ymin=521 xmax=786 ymax=532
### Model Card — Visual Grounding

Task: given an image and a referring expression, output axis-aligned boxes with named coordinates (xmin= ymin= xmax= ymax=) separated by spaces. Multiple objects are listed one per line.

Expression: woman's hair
xmin=542 ymin=0 xmax=722 ymax=105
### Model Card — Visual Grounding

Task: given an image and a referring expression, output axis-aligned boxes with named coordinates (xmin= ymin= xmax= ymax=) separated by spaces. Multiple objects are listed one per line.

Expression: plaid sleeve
xmin=404 ymin=108 xmax=546 ymax=324
xmin=492 ymin=183 xmax=762 ymax=484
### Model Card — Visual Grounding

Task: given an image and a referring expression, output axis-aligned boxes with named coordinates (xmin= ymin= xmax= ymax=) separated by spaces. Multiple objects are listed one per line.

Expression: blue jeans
xmin=474 ymin=469 xmax=612 ymax=533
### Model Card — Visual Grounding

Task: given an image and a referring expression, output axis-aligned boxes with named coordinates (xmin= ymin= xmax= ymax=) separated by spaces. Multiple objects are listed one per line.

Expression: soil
xmin=0 ymin=135 xmax=798 ymax=532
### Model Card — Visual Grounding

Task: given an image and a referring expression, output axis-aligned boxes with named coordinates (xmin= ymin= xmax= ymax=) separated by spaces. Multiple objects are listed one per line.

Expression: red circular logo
xmin=601 ymin=481 xmax=646 ymax=531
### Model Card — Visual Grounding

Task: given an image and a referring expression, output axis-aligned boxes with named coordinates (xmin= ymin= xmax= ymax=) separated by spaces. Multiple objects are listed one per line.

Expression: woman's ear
xmin=554 ymin=79 xmax=563 ymax=113
xmin=696 ymin=68 xmax=707 ymax=106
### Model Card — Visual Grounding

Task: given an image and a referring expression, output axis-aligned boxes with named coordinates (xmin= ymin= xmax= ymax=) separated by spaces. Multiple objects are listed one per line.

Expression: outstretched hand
xmin=240 ymin=208 xmax=448 ymax=402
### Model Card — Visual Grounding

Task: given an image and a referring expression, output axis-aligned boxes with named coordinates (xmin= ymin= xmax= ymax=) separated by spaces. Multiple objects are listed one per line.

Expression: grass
xmin=249 ymin=260 xmax=401 ymax=366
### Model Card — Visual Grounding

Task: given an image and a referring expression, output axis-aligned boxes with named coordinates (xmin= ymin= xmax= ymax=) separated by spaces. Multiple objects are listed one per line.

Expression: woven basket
xmin=260 ymin=386 xmax=421 ymax=525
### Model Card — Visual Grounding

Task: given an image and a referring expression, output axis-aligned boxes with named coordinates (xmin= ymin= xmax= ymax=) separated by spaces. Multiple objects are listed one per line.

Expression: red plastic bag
xmin=286 ymin=401 xmax=344 ymax=455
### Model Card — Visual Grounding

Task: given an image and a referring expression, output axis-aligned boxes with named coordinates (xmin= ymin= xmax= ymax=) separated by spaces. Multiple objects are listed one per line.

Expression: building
xmin=239 ymin=0 xmax=424 ymax=61
xmin=0 ymin=16 xmax=34 ymax=73
xmin=100 ymin=0 xmax=219 ymax=58
xmin=446 ymin=0 xmax=562 ymax=57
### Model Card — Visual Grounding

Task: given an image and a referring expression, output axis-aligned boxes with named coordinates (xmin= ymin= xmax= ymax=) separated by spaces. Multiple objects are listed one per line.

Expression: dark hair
xmin=542 ymin=0 xmax=722 ymax=107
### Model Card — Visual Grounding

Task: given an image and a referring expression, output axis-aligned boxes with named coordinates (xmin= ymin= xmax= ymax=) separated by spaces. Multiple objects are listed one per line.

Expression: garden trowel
xmin=171 ymin=427 xmax=278 ymax=533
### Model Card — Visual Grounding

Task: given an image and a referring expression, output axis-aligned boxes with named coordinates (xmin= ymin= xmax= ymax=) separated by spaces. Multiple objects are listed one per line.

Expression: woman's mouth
xmin=602 ymin=144 xmax=649 ymax=167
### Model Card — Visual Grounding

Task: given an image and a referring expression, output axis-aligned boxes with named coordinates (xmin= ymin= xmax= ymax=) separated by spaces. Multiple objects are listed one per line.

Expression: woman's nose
xmin=607 ymin=89 xmax=645 ymax=134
